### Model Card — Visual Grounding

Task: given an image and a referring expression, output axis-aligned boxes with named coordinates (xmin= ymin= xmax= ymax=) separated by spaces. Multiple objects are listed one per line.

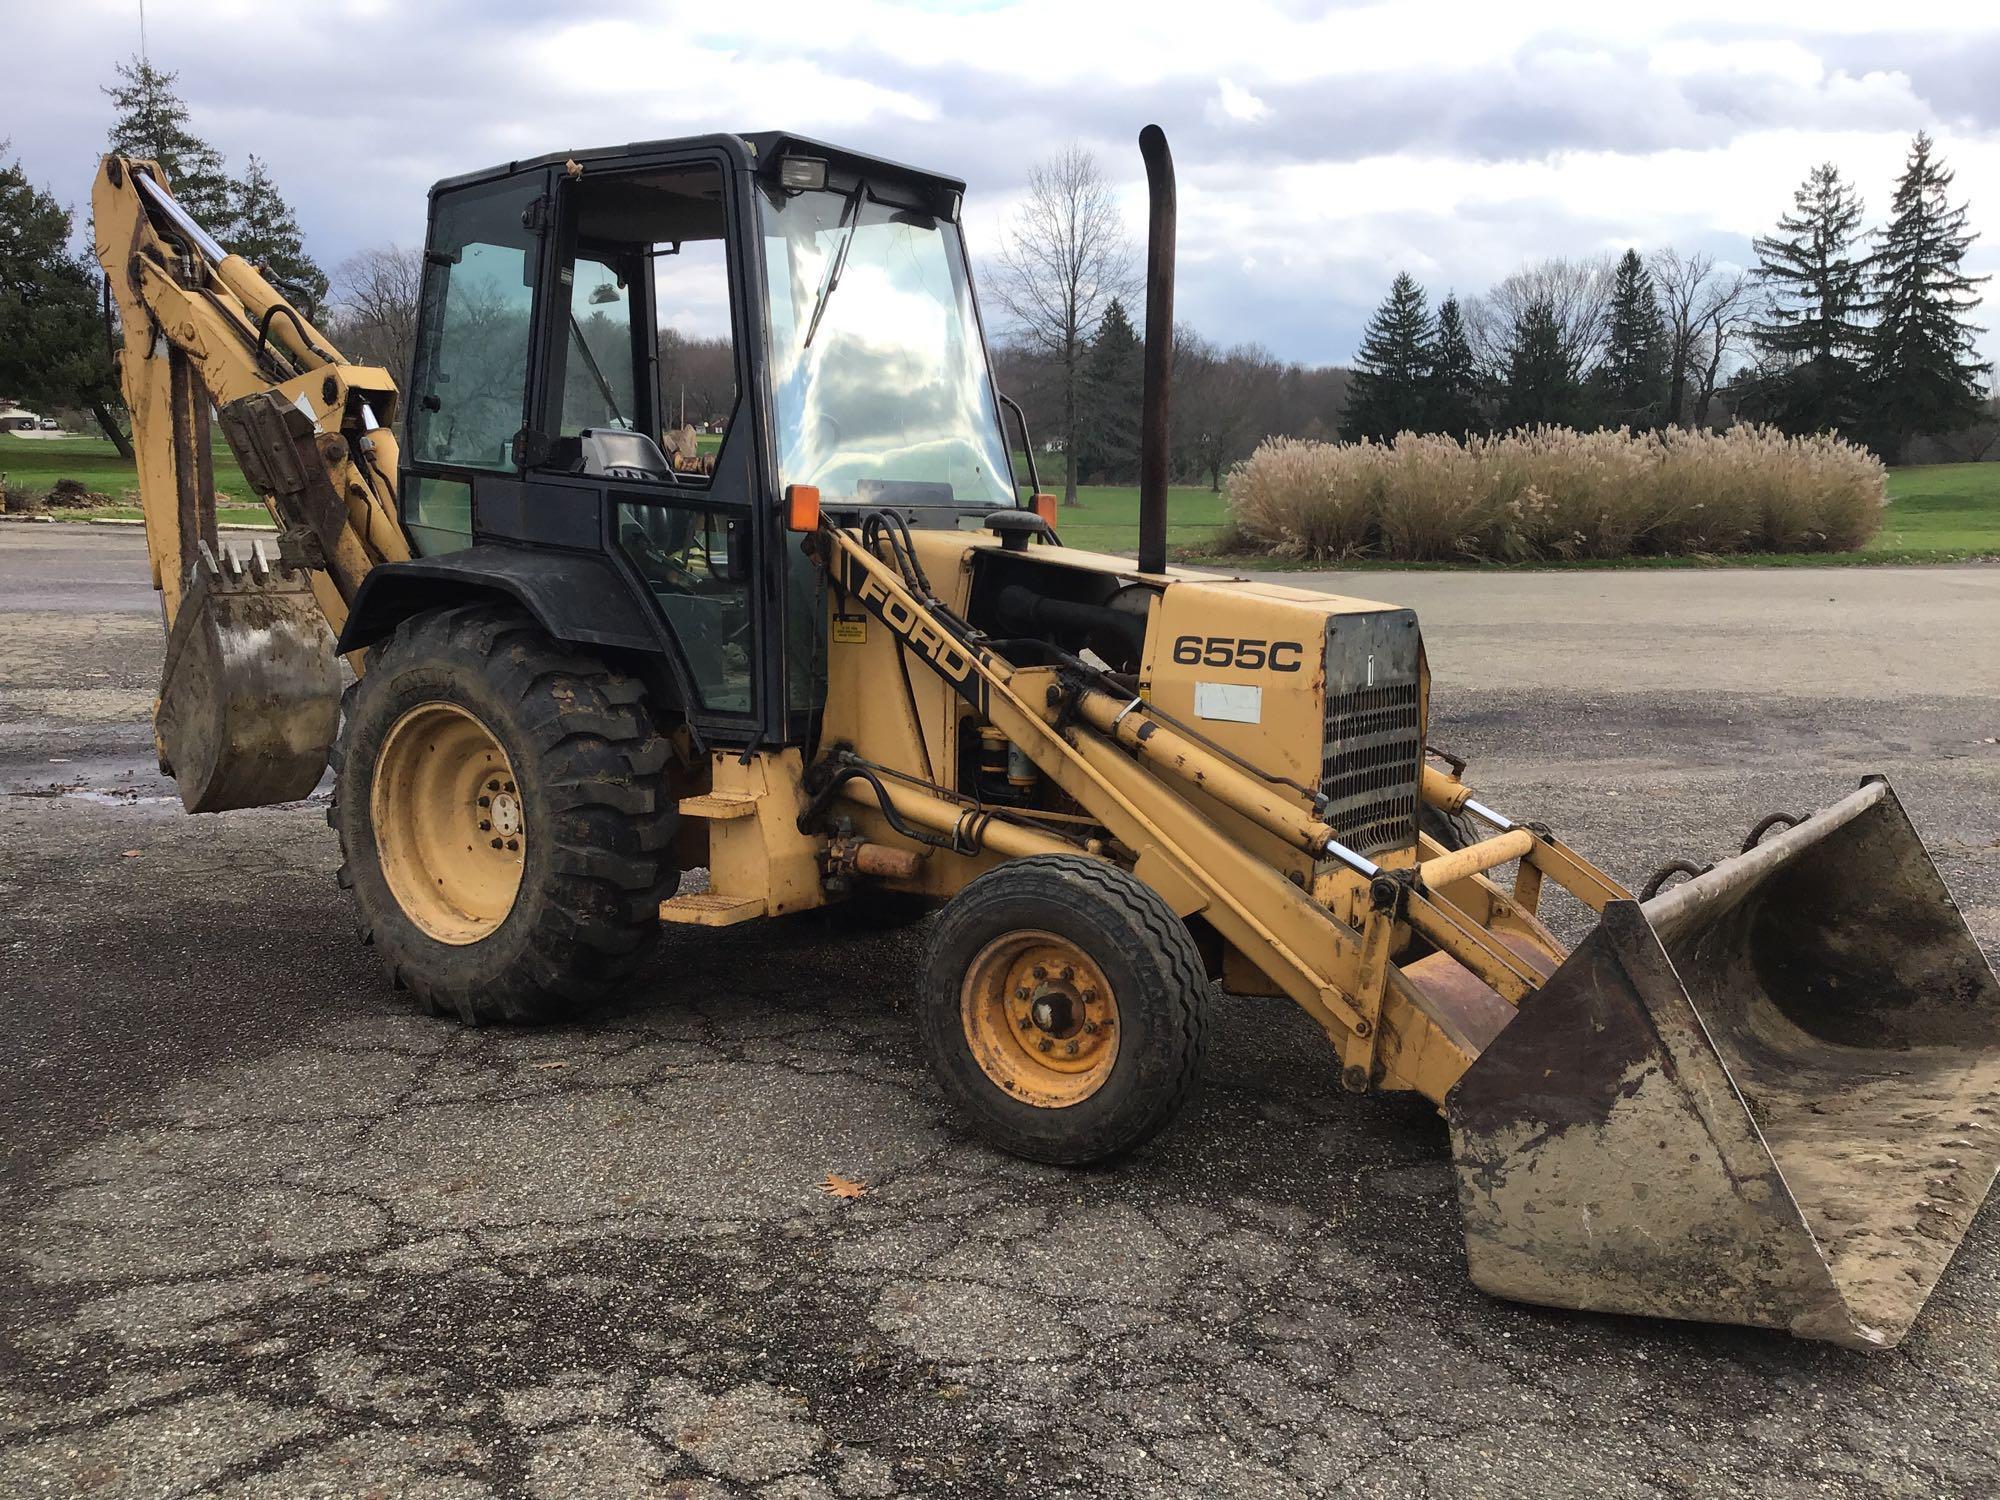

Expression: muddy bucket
xmin=155 ymin=542 xmax=340 ymax=813
xmin=1447 ymin=780 xmax=2000 ymax=1349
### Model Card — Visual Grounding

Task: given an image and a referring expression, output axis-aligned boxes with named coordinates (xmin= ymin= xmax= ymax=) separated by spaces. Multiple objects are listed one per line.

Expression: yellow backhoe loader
xmin=93 ymin=127 xmax=2000 ymax=1350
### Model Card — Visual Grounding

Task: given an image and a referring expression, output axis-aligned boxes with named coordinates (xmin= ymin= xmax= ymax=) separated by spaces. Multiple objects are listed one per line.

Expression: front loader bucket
xmin=1447 ymin=780 xmax=2000 ymax=1349
xmin=155 ymin=542 xmax=340 ymax=813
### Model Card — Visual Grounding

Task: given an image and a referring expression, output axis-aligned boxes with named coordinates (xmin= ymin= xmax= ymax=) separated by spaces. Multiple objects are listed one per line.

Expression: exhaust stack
xmin=1137 ymin=125 xmax=1175 ymax=576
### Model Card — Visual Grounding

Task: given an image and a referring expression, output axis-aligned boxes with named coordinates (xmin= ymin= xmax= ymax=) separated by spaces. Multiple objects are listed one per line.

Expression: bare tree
xmin=989 ymin=144 xmax=1136 ymax=505
xmin=329 ymin=245 xmax=423 ymax=386
xmin=1175 ymin=330 xmax=1282 ymax=489
xmin=1650 ymin=248 xmax=1756 ymax=428
xmin=1467 ymin=255 xmax=1616 ymax=382
xmin=657 ymin=327 xmax=736 ymax=429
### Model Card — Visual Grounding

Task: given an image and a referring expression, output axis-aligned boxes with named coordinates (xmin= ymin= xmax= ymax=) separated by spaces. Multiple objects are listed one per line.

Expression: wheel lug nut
xmin=1037 ymin=1038 xmax=1052 ymax=1053
xmin=490 ymin=837 xmax=504 ymax=849
xmin=1018 ymin=1016 xmax=1033 ymax=1030
xmin=1014 ymin=986 xmax=1029 ymax=1000
xmin=503 ymin=781 xmax=516 ymax=794
xmin=1061 ymin=964 xmax=1074 ymax=980
xmin=1066 ymin=1041 xmax=1079 ymax=1056
xmin=487 ymin=780 xmax=500 ymax=792
xmin=479 ymin=820 xmax=491 ymax=832
xmin=1082 ymin=988 xmax=1098 ymax=1003
xmin=1032 ymin=965 xmax=1047 ymax=980
xmin=478 ymin=795 xmax=491 ymax=807
xmin=1084 ymin=1021 xmax=1099 ymax=1034
xmin=506 ymin=839 xmax=520 ymax=851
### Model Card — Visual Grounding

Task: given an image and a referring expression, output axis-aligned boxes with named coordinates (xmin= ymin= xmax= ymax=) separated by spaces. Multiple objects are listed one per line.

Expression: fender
xmin=334 ymin=544 xmax=660 ymax=657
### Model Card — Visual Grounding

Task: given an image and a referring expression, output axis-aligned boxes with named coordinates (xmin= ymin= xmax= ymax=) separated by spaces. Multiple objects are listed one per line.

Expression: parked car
xmin=38 ymin=417 xmax=60 ymax=431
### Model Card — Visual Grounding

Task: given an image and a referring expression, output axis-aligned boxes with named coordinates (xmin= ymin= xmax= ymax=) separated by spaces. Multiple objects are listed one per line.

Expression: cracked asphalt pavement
xmin=3 ymin=526 xmax=1997 ymax=1498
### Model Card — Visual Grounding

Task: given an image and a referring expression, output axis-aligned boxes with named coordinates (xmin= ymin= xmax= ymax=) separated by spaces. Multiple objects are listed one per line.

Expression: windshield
xmin=759 ymin=182 xmax=1013 ymax=509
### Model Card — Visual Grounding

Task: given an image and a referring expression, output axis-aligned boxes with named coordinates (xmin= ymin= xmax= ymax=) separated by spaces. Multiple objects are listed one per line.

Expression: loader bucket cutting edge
xmin=154 ymin=543 xmax=341 ymax=814
xmin=1445 ymin=779 xmax=2000 ymax=1349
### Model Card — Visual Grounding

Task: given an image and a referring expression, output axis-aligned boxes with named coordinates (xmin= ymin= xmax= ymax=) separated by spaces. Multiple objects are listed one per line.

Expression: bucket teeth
xmin=156 ymin=535 xmax=339 ymax=813
xmin=189 ymin=538 xmax=301 ymax=596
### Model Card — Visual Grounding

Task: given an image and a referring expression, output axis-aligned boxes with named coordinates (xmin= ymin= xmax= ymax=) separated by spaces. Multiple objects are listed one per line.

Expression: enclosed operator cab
xmin=372 ymin=133 xmax=1022 ymax=752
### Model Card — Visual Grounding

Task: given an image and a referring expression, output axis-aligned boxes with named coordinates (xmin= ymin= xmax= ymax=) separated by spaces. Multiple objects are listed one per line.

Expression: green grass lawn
xmin=1868 ymin=464 xmax=2000 ymax=561
xmin=10 ymin=432 xmax=1995 ymax=566
xmin=1037 ymin=484 xmax=1229 ymax=554
xmin=1035 ymin=464 xmax=2000 ymax=565
xmin=2 ymin=432 xmax=269 ymax=526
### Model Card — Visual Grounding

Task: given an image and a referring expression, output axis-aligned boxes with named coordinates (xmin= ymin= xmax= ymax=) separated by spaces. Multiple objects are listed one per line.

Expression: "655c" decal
xmin=1171 ymin=635 xmax=1304 ymax=672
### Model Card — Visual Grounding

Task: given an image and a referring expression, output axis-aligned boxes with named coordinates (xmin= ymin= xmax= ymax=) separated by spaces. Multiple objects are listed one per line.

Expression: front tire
xmin=1421 ymin=802 xmax=1481 ymax=852
xmin=331 ymin=604 xmax=679 ymax=1023
xmin=921 ymin=855 xmax=1211 ymax=1165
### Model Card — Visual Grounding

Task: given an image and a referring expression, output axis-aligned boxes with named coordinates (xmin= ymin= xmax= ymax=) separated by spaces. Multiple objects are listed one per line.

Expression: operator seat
xmin=574 ymin=428 xmax=674 ymax=481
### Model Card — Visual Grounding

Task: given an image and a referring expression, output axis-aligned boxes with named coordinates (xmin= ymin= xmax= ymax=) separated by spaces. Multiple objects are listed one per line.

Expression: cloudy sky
xmin=10 ymin=0 xmax=2000 ymax=371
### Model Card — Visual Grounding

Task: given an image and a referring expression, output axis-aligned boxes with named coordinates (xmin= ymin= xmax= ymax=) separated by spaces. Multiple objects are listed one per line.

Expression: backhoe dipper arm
xmin=91 ymin=154 xmax=411 ymax=638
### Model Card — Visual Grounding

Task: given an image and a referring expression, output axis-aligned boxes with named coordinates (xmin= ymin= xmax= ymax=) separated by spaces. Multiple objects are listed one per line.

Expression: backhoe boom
xmin=92 ymin=154 xmax=409 ymax=809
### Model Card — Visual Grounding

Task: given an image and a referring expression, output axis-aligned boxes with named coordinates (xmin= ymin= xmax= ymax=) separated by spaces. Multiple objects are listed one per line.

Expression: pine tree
xmin=1341 ymin=272 xmax=1434 ymax=441
xmin=0 ymin=150 xmax=129 ymax=455
xmin=1596 ymin=249 xmax=1667 ymax=428
xmin=103 ymin=57 xmax=232 ymax=231
xmin=228 ymin=154 xmax=328 ymax=318
xmin=1499 ymin=299 xmax=1580 ymax=428
xmin=1073 ymin=298 xmax=1143 ymax=482
xmin=1863 ymin=132 xmax=1990 ymax=460
xmin=1426 ymin=294 xmax=1482 ymax=437
xmin=1750 ymin=163 xmax=1870 ymax=434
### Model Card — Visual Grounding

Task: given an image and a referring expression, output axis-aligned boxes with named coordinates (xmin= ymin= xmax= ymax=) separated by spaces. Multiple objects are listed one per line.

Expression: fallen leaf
xmin=530 ymin=1060 xmax=568 ymax=1070
xmin=120 ymin=849 xmax=142 ymax=859
xmin=821 ymin=1172 xmax=868 ymax=1200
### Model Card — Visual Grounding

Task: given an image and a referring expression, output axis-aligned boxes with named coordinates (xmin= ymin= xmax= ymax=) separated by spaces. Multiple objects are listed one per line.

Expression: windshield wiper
xmin=801 ymin=180 xmax=866 ymax=351
xmin=568 ymin=313 xmax=626 ymax=428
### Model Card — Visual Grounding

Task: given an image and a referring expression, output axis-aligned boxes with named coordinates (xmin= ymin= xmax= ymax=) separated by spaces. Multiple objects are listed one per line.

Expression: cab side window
xmin=409 ymin=175 xmax=545 ymax=470
xmin=560 ymin=253 xmax=639 ymax=435
xmin=655 ymin=237 xmax=737 ymax=475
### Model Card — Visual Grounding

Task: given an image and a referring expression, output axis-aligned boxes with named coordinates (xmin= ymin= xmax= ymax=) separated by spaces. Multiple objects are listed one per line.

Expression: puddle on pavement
xmin=55 ymin=788 xmax=182 ymax=807
xmin=0 ymin=752 xmax=332 ymax=810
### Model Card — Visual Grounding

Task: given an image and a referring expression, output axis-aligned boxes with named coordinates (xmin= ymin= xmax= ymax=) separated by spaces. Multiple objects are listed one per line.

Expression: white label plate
xmin=1193 ymin=682 xmax=1262 ymax=724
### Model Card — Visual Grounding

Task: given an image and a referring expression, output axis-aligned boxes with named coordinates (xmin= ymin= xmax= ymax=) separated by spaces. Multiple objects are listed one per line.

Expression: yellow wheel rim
xmin=961 ymin=931 xmax=1119 ymax=1108
xmin=371 ymin=702 xmax=524 ymax=945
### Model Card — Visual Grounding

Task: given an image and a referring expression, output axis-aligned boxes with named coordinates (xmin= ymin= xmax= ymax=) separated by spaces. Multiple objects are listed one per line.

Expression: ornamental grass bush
xmin=1221 ymin=425 xmax=1885 ymax=562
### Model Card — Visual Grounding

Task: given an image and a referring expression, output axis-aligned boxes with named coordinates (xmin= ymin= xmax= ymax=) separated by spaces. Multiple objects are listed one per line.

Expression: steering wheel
xmin=620 ymin=525 xmax=702 ymax=593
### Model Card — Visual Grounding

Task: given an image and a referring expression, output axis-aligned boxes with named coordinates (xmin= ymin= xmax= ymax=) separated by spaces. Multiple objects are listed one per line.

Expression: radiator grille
xmin=1319 ymin=613 xmax=1422 ymax=855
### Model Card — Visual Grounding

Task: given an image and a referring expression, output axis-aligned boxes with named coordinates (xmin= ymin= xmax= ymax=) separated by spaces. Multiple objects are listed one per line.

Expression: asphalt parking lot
xmin=2 ymin=525 xmax=1997 ymax=1498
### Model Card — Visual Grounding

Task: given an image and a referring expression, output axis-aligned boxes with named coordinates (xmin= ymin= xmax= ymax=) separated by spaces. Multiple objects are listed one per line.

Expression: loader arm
xmin=816 ymin=522 xmax=1619 ymax=1107
xmin=92 ymin=155 xmax=412 ymax=810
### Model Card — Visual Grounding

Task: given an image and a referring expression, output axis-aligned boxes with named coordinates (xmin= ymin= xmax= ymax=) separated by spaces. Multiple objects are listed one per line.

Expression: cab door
xmin=402 ymin=168 xmax=554 ymax=556
xmin=526 ymin=149 xmax=788 ymax=747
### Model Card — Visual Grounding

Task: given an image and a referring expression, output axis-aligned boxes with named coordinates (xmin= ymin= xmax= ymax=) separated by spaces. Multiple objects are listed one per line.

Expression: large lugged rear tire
xmin=921 ymin=855 xmax=1211 ymax=1165
xmin=331 ymin=604 xmax=678 ymax=1023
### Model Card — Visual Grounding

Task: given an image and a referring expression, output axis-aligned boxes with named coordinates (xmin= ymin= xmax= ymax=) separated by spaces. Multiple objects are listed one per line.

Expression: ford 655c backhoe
xmin=93 ymin=127 xmax=2000 ymax=1350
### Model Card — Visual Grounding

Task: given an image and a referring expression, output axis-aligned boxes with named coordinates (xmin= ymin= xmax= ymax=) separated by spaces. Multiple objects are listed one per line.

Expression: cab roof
xmin=429 ymin=131 xmax=965 ymax=201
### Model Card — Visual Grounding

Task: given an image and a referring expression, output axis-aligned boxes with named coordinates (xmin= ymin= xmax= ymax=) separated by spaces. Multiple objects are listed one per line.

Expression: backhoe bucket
xmin=1447 ymin=780 xmax=2000 ymax=1349
xmin=155 ymin=542 xmax=340 ymax=813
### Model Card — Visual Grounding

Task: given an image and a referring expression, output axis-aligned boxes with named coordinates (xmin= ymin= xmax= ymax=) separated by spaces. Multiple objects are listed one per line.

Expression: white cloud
xmin=1209 ymin=79 xmax=1272 ymax=126
xmin=6 ymin=0 xmax=1998 ymax=371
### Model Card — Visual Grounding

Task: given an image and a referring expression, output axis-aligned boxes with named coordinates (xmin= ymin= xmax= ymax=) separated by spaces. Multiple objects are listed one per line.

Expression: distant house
xmin=1 ymin=406 xmax=43 ymax=432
